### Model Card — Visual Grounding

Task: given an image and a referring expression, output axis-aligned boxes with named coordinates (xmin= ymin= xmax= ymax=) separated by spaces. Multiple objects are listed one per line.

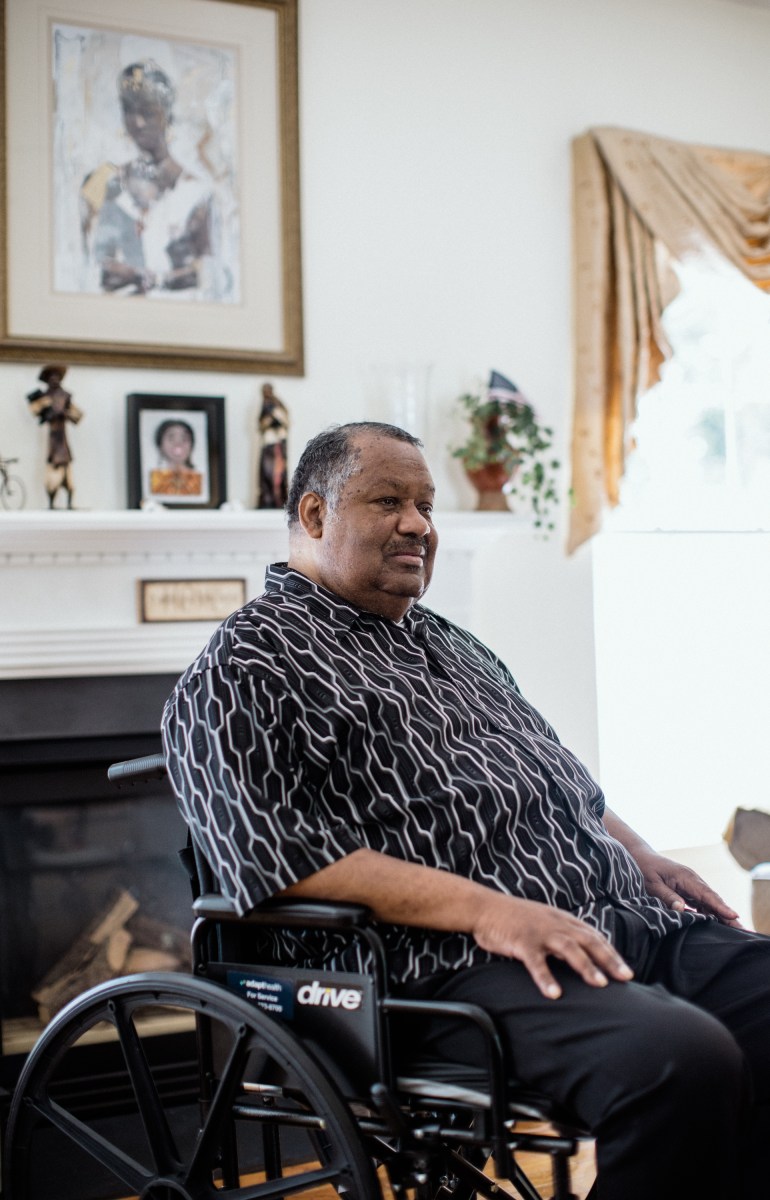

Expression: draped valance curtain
xmin=568 ymin=126 xmax=770 ymax=553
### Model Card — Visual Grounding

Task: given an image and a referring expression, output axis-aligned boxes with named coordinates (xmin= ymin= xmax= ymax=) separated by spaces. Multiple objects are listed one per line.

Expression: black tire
xmin=0 ymin=473 xmax=26 ymax=510
xmin=4 ymin=971 xmax=381 ymax=1200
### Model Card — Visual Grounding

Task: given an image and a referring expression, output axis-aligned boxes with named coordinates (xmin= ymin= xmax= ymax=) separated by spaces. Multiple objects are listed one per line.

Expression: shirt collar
xmin=265 ymin=562 xmax=429 ymax=635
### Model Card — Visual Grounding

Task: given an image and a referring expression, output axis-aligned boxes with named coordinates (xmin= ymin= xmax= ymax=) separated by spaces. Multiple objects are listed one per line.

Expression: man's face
xmin=309 ymin=434 xmax=438 ymax=621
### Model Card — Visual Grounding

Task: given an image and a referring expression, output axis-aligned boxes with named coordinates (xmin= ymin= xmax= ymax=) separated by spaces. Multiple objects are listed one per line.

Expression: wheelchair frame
xmin=1 ymin=753 xmax=592 ymax=1200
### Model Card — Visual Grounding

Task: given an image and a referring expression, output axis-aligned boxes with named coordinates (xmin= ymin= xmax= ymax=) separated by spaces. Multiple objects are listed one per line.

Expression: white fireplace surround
xmin=0 ymin=510 xmax=518 ymax=680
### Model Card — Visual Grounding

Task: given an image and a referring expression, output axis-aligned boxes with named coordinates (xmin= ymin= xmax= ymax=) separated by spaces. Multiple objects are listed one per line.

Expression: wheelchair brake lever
xmin=370 ymin=1081 xmax=412 ymax=1137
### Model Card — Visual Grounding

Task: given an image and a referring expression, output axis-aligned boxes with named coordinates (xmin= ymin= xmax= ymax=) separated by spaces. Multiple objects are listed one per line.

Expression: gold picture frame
xmin=0 ymin=0 xmax=303 ymax=374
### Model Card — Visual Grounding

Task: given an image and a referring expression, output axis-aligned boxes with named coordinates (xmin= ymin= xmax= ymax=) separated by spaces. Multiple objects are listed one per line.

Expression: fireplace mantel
xmin=0 ymin=510 xmax=518 ymax=679
xmin=0 ymin=508 xmax=290 ymax=560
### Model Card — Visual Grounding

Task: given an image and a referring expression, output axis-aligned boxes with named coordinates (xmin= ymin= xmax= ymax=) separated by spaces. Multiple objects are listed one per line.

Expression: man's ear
xmin=297 ymin=492 xmax=326 ymax=539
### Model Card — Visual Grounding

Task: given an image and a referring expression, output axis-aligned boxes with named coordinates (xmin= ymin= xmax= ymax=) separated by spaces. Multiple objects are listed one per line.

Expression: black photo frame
xmin=127 ymin=393 xmax=227 ymax=510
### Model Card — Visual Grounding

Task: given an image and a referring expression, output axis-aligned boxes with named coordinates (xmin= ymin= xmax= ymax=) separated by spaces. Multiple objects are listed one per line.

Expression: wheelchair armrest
xmin=192 ymin=894 xmax=390 ymax=1001
xmin=193 ymin=893 xmax=373 ymax=931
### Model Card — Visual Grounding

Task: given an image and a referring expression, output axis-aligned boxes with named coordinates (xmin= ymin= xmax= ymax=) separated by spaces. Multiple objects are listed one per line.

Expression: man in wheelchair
xmin=162 ymin=421 xmax=770 ymax=1200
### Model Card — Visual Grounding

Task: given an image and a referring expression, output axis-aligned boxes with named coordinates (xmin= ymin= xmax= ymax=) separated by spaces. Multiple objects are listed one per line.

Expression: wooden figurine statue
xmin=27 ymin=365 xmax=84 ymax=509
xmin=257 ymin=383 xmax=289 ymax=508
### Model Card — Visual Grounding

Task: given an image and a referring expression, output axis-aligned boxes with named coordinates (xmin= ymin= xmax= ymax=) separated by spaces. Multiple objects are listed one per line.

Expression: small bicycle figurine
xmin=0 ymin=456 xmax=26 ymax=510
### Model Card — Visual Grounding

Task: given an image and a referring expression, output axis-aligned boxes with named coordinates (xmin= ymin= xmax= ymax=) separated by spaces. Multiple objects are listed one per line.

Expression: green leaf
xmin=449 ymin=383 xmax=561 ymax=536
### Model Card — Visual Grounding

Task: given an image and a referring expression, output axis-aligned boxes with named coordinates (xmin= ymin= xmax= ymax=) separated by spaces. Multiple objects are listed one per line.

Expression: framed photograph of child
xmin=127 ymin=393 xmax=227 ymax=509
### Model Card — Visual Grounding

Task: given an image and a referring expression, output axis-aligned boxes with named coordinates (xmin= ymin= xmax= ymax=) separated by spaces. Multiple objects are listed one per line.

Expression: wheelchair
xmin=2 ymin=753 xmax=594 ymax=1200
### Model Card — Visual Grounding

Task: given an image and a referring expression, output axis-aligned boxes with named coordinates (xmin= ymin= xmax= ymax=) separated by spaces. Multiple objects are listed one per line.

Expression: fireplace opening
xmin=0 ymin=674 xmax=195 ymax=1102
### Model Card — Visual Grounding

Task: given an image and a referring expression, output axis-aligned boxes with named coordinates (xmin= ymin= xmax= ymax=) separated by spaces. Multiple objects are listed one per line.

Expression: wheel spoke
xmin=111 ymin=997 xmax=183 ymax=1174
xmin=7 ymin=975 xmax=379 ymax=1200
xmin=184 ymin=1022 xmax=252 ymax=1186
xmin=28 ymin=1096 xmax=152 ymax=1192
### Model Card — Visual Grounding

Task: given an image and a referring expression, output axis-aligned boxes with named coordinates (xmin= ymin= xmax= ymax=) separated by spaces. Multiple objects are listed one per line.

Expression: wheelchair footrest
xmin=397 ymin=1057 xmax=589 ymax=1133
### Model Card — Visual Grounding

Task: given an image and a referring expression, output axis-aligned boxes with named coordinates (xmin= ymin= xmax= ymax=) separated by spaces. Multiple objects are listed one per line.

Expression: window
xmin=594 ymin=256 xmax=770 ymax=869
xmin=607 ymin=256 xmax=770 ymax=532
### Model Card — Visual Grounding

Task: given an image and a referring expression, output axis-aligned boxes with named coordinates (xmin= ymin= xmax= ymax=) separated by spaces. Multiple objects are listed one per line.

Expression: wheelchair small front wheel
xmin=4 ymin=971 xmax=380 ymax=1200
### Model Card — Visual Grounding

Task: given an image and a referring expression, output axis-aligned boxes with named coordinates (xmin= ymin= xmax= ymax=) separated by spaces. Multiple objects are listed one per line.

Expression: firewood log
xmin=31 ymin=890 xmax=138 ymax=1022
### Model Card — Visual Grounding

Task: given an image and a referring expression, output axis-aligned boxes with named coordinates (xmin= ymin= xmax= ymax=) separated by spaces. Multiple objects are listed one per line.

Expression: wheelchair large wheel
xmin=4 ymin=972 xmax=380 ymax=1200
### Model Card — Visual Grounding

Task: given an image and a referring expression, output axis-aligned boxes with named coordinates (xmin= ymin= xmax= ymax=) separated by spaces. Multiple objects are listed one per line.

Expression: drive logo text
xmin=297 ymin=980 xmax=363 ymax=1010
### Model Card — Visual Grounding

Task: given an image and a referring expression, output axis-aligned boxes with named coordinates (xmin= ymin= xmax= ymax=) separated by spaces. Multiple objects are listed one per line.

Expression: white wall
xmin=471 ymin=533 xmax=599 ymax=777
xmin=593 ymin=532 xmax=770 ymax=849
xmin=592 ymin=531 xmax=769 ymax=922
xmin=4 ymin=0 xmax=770 ymax=779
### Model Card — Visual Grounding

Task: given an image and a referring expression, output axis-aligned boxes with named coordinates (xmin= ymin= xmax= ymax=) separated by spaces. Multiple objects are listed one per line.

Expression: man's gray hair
xmin=286 ymin=422 xmax=422 ymax=527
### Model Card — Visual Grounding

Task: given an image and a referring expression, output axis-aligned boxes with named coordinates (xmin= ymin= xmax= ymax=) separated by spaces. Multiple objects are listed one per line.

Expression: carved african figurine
xmin=257 ymin=383 xmax=289 ymax=509
xmin=26 ymin=365 xmax=84 ymax=509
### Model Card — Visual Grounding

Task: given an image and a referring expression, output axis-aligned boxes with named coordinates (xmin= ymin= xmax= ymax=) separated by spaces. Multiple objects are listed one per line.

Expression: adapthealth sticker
xmin=227 ymin=970 xmax=295 ymax=1018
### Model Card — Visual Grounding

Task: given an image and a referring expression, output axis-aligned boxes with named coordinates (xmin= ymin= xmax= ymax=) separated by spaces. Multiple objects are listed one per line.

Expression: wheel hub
xmin=140 ymin=1180 xmax=195 ymax=1200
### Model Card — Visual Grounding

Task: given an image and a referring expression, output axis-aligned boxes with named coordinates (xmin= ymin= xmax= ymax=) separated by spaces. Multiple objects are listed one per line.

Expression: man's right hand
xmin=472 ymin=893 xmax=634 ymax=999
xmin=281 ymin=848 xmax=634 ymax=1000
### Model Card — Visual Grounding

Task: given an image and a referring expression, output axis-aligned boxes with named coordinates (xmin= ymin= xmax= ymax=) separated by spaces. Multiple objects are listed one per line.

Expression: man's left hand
xmin=633 ymin=848 xmax=741 ymax=926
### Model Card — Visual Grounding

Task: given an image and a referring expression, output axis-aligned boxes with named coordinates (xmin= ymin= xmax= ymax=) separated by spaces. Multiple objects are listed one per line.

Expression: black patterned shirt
xmin=162 ymin=563 xmax=691 ymax=984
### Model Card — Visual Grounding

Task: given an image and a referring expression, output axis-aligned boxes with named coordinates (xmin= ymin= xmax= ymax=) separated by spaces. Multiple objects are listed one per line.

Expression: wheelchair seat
xmin=1 ymin=752 xmax=594 ymax=1200
xmin=396 ymin=1059 xmax=573 ymax=1124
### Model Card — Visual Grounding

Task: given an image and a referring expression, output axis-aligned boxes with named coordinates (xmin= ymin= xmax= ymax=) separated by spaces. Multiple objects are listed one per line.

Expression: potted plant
xmin=451 ymin=371 xmax=560 ymax=530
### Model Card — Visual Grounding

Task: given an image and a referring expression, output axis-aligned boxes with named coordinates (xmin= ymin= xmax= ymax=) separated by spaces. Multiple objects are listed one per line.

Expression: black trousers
xmin=400 ymin=916 xmax=770 ymax=1199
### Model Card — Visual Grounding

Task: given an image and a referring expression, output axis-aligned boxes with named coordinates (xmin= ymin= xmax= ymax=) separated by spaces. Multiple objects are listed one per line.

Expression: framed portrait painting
xmin=0 ymin=0 xmax=303 ymax=374
xmin=127 ymin=393 xmax=227 ymax=509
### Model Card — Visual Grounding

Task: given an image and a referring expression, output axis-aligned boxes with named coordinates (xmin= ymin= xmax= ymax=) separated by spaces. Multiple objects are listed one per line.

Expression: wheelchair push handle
xmin=107 ymin=753 xmax=167 ymax=784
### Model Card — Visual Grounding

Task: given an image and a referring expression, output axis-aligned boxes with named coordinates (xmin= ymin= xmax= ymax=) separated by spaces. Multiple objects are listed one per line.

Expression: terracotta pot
xmin=752 ymin=865 xmax=770 ymax=933
xmin=465 ymin=463 xmax=513 ymax=512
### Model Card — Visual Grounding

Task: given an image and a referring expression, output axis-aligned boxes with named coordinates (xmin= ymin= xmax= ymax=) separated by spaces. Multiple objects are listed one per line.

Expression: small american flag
xmin=487 ymin=370 xmax=530 ymax=406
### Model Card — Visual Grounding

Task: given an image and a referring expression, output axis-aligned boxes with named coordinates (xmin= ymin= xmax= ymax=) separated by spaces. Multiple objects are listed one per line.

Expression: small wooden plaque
xmin=139 ymin=578 xmax=246 ymax=623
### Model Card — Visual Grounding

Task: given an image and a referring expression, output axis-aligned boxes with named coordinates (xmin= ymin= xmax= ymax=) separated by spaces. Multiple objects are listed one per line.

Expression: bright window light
xmin=594 ymin=255 xmax=770 ymax=877
xmin=607 ymin=255 xmax=770 ymax=532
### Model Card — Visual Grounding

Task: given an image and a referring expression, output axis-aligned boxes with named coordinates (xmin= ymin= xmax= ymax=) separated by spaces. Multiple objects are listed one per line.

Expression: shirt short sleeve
xmin=162 ymin=659 xmax=364 ymax=914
